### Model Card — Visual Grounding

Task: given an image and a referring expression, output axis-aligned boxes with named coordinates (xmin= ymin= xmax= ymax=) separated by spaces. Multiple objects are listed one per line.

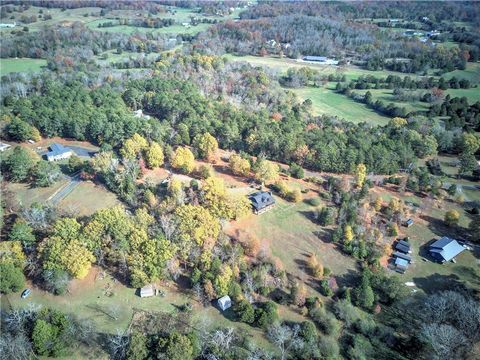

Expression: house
xmin=0 ymin=142 xmax=11 ymax=152
xmin=46 ymin=143 xmax=73 ymax=161
xmin=217 ymin=295 xmax=232 ymax=311
xmin=394 ymin=257 xmax=409 ymax=273
xmin=403 ymin=219 xmax=414 ymax=227
xmin=249 ymin=191 xmax=275 ymax=214
xmin=140 ymin=284 xmax=156 ymax=298
xmin=429 ymin=237 xmax=465 ymax=263
xmin=395 ymin=239 xmax=411 ymax=254
xmin=392 ymin=251 xmax=412 ymax=263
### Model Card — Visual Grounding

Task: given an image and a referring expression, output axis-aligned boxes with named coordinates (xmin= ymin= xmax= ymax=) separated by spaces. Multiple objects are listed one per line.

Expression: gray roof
xmin=47 ymin=143 xmax=71 ymax=157
xmin=393 ymin=251 xmax=412 ymax=263
xmin=429 ymin=237 xmax=464 ymax=262
xmin=249 ymin=191 xmax=275 ymax=211
xmin=395 ymin=242 xmax=410 ymax=254
xmin=395 ymin=257 xmax=409 ymax=270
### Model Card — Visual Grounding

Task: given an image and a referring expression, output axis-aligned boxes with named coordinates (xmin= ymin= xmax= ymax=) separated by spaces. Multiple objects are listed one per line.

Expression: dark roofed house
xmin=403 ymin=219 xmax=414 ymax=227
xmin=46 ymin=143 xmax=73 ymax=162
xmin=429 ymin=236 xmax=465 ymax=263
xmin=392 ymin=251 xmax=412 ymax=263
xmin=249 ymin=191 xmax=275 ymax=215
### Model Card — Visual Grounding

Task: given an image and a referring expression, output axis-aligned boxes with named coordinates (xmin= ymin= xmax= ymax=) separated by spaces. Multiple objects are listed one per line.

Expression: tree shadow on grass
xmin=419 ymin=214 xmax=470 ymax=241
xmin=412 ymin=273 xmax=474 ymax=295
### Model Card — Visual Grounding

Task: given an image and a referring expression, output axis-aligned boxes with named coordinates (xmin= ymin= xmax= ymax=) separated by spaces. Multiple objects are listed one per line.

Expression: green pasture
xmin=353 ymin=89 xmax=430 ymax=113
xmin=0 ymin=58 xmax=47 ymax=76
xmin=292 ymin=87 xmax=391 ymax=125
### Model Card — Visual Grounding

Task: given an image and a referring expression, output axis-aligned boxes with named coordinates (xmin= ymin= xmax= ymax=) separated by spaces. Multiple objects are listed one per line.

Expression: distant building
xmin=429 ymin=237 xmax=465 ymax=263
xmin=140 ymin=284 xmax=156 ymax=298
xmin=0 ymin=142 xmax=11 ymax=152
xmin=249 ymin=191 xmax=275 ymax=215
xmin=46 ymin=143 xmax=73 ymax=161
xmin=217 ymin=295 xmax=232 ymax=311
xmin=0 ymin=22 xmax=16 ymax=28
xmin=133 ymin=109 xmax=151 ymax=119
xmin=302 ymin=56 xmax=339 ymax=65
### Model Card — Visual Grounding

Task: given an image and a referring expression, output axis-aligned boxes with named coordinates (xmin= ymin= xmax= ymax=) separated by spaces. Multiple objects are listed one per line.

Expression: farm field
xmin=445 ymin=88 xmax=480 ymax=104
xmin=0 ymin=58 xmax=47 ymax=76
xmin=292 ymin=86 xmax=391 ymax=125
xmin=442 ymin=62 xmax=480 ymax=84
xmin=354 ymin=88 xmax=430 ymax=113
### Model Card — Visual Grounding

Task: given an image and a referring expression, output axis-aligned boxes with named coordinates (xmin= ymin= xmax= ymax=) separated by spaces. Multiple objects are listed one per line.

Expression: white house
xmin=46 ymin=143 xmax=73 ymax=161
xmin=0 ymin=22 xmax=16 ymax=28
xmin=217 ymin=295 xmax=232 ymax=311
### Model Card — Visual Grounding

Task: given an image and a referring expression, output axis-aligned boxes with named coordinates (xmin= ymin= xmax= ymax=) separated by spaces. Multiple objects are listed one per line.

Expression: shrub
xmin=0 ymin=262 xmax=25 ymax=294
xmin=308 ymin=197 xmax=321 ymax=206
xmin=309 ymin=307 xmax=340 ymax=336
xmin=289 ymin=163 xmax=305 ymax=179
xmin=320 ymin=279 xmax=333 ymax=297
xmin=234 ymin=300 xmax=255 ymax=324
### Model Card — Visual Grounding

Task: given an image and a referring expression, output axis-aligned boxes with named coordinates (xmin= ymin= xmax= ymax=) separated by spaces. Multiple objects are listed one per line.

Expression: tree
xmin=254 ymin=159 xmax=279 ymax=184
xmin=171 ymin=147 xmax=195 ymax=174
xmin=354 ymin=272 xmax=375 ymax=310
xmin=0 ymin=262 xmax=25 ymax=294
xmin=157 ymin=331 xmax=193 ymax=360
xmin=127 ymin=331 xmax=149 ymax=360
xmin=459 ymin=152 xmax=477 ymax=177
xmin=6 ymin=117 xmax=36 ymax=141
xmin=460 ymin=133 xmax=480 ymax=154
xmin=234 ymin=299 xmax=255 ymax=324
xmin=229 ymin=153 xmax=251 ymax=176
xmin=145 ymin=141 xmax=164 ymax=169
xmin=214 ymin=265 xmax=233 ymax=296
xmin=32 ymin=319 xmax=57 ymax=356
xmin=4 ymin=146 xmax=36 ymax=182
xmin=444 ymin=210 xmax=460 ymax=227
xmin=120 ymin=133 xmax=148 ymax=160
xmin=195 ymin=132 xmax=218 ymax=161
xmin=355 ymin=163 xmax=367 ymax=188
xmin=33 ymin=160 xmax=61 ymax=187
xmin=344 ymin=225 xmax=354 ymax=244
xmin=470 ymin=217 xmax=480 ymax=243
xmin=8 ymin=219 xmax=36 ymax=246
xmin=289 ymin=163 xmax=304 ymax=179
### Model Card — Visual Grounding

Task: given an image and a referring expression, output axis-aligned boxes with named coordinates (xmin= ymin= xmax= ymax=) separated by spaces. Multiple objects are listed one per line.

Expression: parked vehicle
xmin=21 ymin=289 xmax=31 ymax=299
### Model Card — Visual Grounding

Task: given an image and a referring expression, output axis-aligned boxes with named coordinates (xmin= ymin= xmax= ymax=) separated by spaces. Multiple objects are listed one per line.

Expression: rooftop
xmin=249 ymin=191 xmax=275 ymax=211
xmin=47 ymin=143 xmax=72 ymax=157
xmin=429 ymin=236 xmax=465 ymax=262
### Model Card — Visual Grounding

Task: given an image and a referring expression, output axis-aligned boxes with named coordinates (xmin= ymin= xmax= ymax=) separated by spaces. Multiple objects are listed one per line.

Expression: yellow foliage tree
xmin=255 ymin=160 xmax=279 ymax=184
xmin=229 ymin=153 xmax=251 ymax=176
xmin=214 ymin=265 xmax=233 ymax=296
xmin=390 ymin=117 xmax=407 ymax=128
xmin=171 ymin=147 xmax=195 ymax=174
xmin=444 ymin=210 xmax=460 ymax=227
xmin=145 ymin=141 xmax=164 ymax=169
xmin=195 ymin=132 xmax=218 ymax=161
xmin=344 ymin=225 xmax=354 ymax=244
xmin=120 ymin=133 xmax=148 ymax=160
xmin=355 ymin=163 xmax=367 ymax=188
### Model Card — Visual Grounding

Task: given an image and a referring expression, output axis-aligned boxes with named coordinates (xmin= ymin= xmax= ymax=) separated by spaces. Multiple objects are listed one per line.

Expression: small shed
xmin=395 ymin=240 xmax=411 ymax=254
xmin=392 ymin=251 xmax=412 ymax=263
xmin=394 ymin=257 xmax=409 ymax=273
xmin=403 ymin=219 xmax=414 ymax=227
xmin=140 ymin=284 xmax=156 ymax=298
xmin=217 ymin=295 xmax=232 ymax=311
xmin=0 ymin=142 xmax=11 ymax=152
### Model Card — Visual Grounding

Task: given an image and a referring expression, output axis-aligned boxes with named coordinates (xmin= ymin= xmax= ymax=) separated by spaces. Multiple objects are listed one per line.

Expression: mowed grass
xmin=443 ymin=62 xmax=480 ymax=85
xmin=292 ymin=87 xmax=391 ymax=125
xmin=445 ymin=88 xmax=480 ymax=104
xmin=226 ymin=191 xmax=358 ymax=291
xmin=0 ymin=58 xmax=47 ymax=76
xmin=354 ymin=88 xmax=430 ymax=113
xmin=57 ymin=181 xmax=120 ymax=217
xmin=88 ymin=21 xmax=210 ymax=35
xmin=225 ymin=55 xmax=425 ymax=81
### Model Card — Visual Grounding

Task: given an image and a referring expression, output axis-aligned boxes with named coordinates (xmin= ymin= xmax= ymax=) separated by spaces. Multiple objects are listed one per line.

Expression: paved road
xmin=48 ymin=173 xmax=81 ymax=205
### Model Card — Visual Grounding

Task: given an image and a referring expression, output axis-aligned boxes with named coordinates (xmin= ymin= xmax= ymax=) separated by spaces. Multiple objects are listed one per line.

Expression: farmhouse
xmin=0 ymin=142 xmax=11 ymax=152
xmin=249 ymin=191 xmax=275 ymax=215
xmin=217 ymin=295 xmax=232 ymax=311
xmin=46 ymin=143 xmax=73 ymax=161
xmin=429 ymin=237 xmax=465 ymax=263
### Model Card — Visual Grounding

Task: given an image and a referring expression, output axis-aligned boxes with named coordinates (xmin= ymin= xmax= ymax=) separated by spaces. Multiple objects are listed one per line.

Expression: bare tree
xmin=267 ymin=323 xmax=303 ymax=360
xmin=159 ymin=214 xmax=177 ymax=241
xmin=107 ymin=329 xmax=129 ymax=360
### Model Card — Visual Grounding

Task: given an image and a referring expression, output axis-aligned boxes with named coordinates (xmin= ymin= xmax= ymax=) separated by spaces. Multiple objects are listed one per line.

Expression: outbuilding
xmin=217 ymin=295 xmax=232 ymax=311
xmin=0 ymin=142 xmax=11 ymax=152
xmin=140 ymin=284 xmax=156 ymax=298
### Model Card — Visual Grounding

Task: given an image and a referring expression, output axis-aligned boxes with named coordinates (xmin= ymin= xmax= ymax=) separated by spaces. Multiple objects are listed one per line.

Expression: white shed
xmin=140 ymin=284 xmax=156 ymax=298
xmin=217 ymin=295 xmax=232 ymax=311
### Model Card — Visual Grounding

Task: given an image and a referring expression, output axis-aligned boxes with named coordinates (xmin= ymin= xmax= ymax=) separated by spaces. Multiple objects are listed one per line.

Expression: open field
xmin=354 ymin=88 xmax=430 ymax=113
xmin=0 ymin=58 xmax=47 ymax=76
xmin=442 ymin=62 xmax=480 ymax=84
xmin=292 ymin=87 xmax=391 ymax=125
xmin=445 ymin=88 xmax=480 ymax=104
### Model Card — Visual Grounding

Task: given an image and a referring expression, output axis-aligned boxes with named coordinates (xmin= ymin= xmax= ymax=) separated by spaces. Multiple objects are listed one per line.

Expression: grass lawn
xmin=292 ymin=87 xmax=391 ymax=125
xmin=57 ymin=181 xmax=121 ymax=217
xmin=354 ymin=88 xmax=430 ymax=113
xmin=442 ymin=62 xmax=480 ymax=85
xmin=0 ymin=58 xmax=47 ymax=76
xmin=226 ymin=190 xmax=358 ymax=293
xmin=445 ymin=88 xmax=480 ymax=104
